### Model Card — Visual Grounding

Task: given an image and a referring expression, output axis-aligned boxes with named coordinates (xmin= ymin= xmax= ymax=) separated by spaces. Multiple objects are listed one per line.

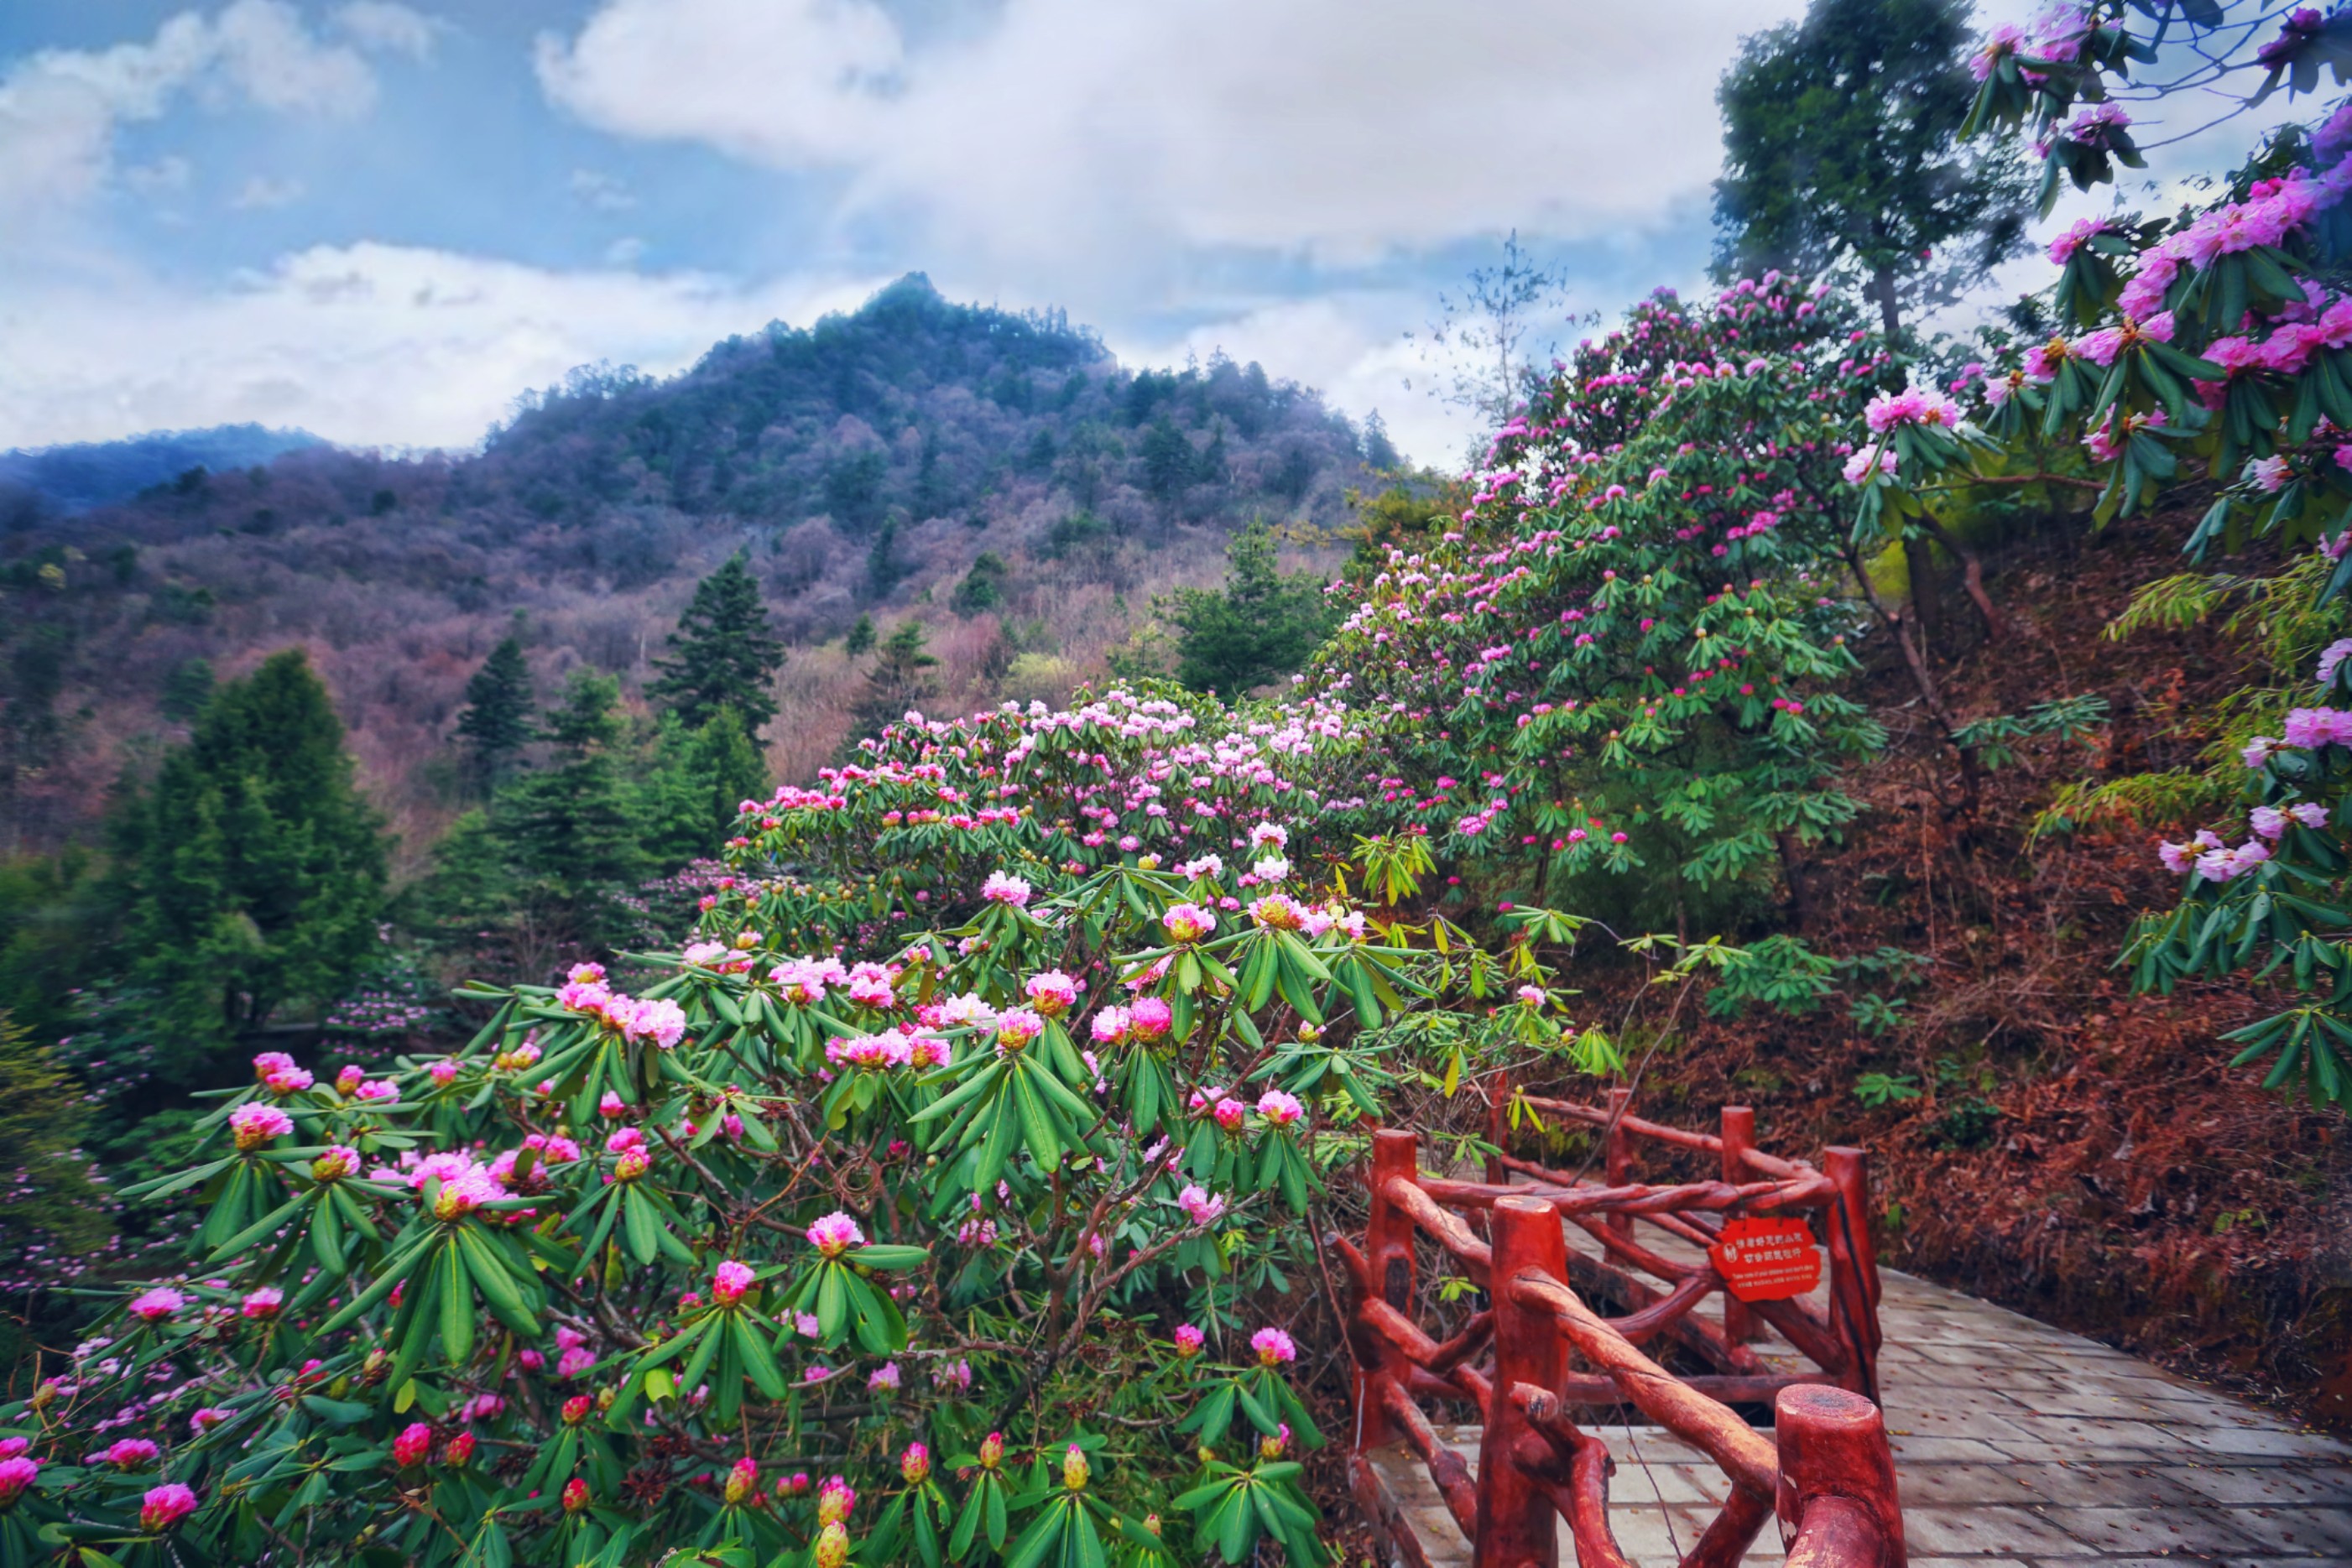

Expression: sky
xmin=0 ymin=1 xmax=2316 ymax=467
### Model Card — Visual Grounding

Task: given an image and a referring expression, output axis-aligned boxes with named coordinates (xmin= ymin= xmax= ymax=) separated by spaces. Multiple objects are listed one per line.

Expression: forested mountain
xmin=0 ymin=274 xmax=1381 ymax=860
xmin=0 ymin=424 xmax=326 ymax=517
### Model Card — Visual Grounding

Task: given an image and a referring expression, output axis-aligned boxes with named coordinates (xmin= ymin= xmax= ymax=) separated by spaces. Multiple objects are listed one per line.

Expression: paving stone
xmin=1901 ymin=1505 xmax=2094 ymax=1554
xmin=1356 ymin=1257 xmax=2352 ymax=1567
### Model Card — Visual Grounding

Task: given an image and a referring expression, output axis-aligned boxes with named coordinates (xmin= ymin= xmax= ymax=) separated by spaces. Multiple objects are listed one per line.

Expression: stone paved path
xmin=1363 ymin=1256 xmax=2352 ymax=1565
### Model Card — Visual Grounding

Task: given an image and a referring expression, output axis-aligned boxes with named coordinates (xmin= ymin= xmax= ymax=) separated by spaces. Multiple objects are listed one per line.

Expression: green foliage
xmin=453 ymin=632 xmax=535 ymax=788
xmin=846 ymin=612 xmax=878 ymax=656
xmin=0 ymin=1011 xmax=105 ymax=1249
xmin=1853 ymin=1071 xmax=1922 ymax=1108
xmin=952 ymin=550 xmax=1011 ymax=617
xmin=647 ymin=554 xmax=786 ymax=735
xmin=1169 ymin=522 xmax=1336 ymax=696
xmin=159 ymin=656 xmax=215 ymax=723
xmin=112 ymin=649 xmax=389 ymax=1081
xmin=1713 ymin=0 xmax=2032 ymax=332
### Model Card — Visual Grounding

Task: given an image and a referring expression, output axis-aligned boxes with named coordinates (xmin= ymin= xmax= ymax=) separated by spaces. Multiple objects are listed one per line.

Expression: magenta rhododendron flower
xmin=96 ymin=1438 xmax=159 ymax=1469
xmin=1173 ymin=1323 xmax=1206 ymax=1358
xmin=241 ymin=1286 xmax=282 ymax=1320
xmin=0 ymin=1456 xmax=39 ymax=1503
xmin=129 ymin=1286 xmax=185 ymax=1321
xmin=711 ymin=1260 xmax=755 ymax=1302
xmin=816 ymin=1475 xmax=856 ymax=1524
xmin=138 ymin=1482 xmax=198 ymax=1533
xmin=392 ymin=1423 xmax=433 ymax=1466
xmin=1250 ymin=1326 xmax=1296 ymax=1365
xmin=1024 ymin=969 xmax=1079 ymax=1016
xmin=980 ymin=870 xmax=1030 ymax=905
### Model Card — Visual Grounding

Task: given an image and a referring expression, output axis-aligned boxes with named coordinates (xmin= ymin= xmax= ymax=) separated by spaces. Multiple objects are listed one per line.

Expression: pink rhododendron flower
xmin=393 ymin=1423 xmax=433 ymax=1466
xmin=711 ymin=1260 xmax=755 ymax=1303
xmin=1173 ymin=1323 xmax=1206 ymax=1358
xmin=980 ymin=871 xmax=1031 ymax=905
xmin=1176 ymin=1184 xmax=1226 ymax=1227
xmin=1162 ymin=903 xmax=1216 ymax=942
xmin=0 ymin=1456 xmax=36 ymax=1506
xmin=1250 ymin=1326 xmax=1296 ymax=1365
xmin=241 ymin=1287 xmax=282 ymax=1320
xmin=1129 ymin=997 xmax=1173 ymax=1039
xmin=1254 ymin=1089 xmax=1305 ymax=1127
xmin=229 ymin=1102 xmax=294 ymax=1151
xmin=1025 ymin=970 xmax=1080 ymax=1016
xmin=96 ymin=1439 xmax=159 ymax=1469
xmin=807 ymin=1211 xmax=864 ymax=1257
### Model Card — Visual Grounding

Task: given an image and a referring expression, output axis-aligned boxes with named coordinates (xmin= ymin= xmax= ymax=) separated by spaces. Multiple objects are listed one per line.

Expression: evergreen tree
xmin=642 ymin=707 xmax=768 ymax=866
xmin=1362 ymin=409 xmax=1402 ymax=471
xmin=1168 ymin=521 xmax=1337 ymax=695
xmin=0 ymin=1012 xmax=104 ymax=1252
xmin=1140 ymin=417 xmax=1196 ymax=501
xmin=454 ymin=633 xmax=535 ymax=788
xmin=1712 ymin=0 xmax=2031 ymax=337
xmin=865 ymin=518 xmax=906 ymax=600
xmin=845 ymin=613 xmax=877 ymax=657
xmin=648 ymin=555 xmax=785 ymax=735
xmin=487 ymin=670 xmax=646 ymax=953
xmin=115 ymin=649 xmax=388 ymax=1078
xmin=159 ymin=657 xmax=214 ymax=723
xmin=849 ymin=622 xmax=941 ymax=741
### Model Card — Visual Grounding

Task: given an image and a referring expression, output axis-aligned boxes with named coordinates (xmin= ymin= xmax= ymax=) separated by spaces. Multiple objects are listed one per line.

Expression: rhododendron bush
xmin=0 ymin=685 xmax=1615 ymax=1567
xmin=1839 ymin=3 xmax=2352 ymax=1106
xmin=1311 ymin=273 xmax=1893 ymax=925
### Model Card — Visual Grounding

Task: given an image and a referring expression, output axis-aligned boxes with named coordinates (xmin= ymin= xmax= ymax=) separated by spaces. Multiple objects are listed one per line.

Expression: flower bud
xmin=444 ymin=1432 xmax=475 ymax=1467
xmin=561 ymin=1477 xmax=589 ymax=1513
xmin=900 ymin=1442 xmax=931 ymax=1485
xmin=814 ymin=1520 xmax=851 ymax=1568
xmin=1145 ymin=1513 xmax=1162 ymax=1538
xmin=561 ymin=1396 xmax=591 ymax=1426
xmin=725 ymin=1456 xmax=757 ymax=1505
xmin=391 ymin=1423 xmax=432 ymax=1467
xmin=1061 ymin=1443 xmax=1089 ymax=1492
xmin=977 ymin=1431 xmax=1004 ymax=1470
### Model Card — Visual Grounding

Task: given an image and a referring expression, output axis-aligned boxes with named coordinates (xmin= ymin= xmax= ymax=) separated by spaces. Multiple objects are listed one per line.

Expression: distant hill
xmin=0 ymin=425 xmax=326 ymax=516
xmin=0 ymin=275 xmax=1385 ymax=856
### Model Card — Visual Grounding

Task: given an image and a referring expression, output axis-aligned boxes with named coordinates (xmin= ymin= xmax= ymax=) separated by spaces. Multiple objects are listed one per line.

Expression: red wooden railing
xmin=1332 ymin=1097 xmax=1903 ymax=1568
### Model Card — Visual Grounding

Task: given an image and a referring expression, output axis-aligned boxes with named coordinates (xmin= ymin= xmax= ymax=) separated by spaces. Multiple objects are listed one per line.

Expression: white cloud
xmin=230 ymin=172 xmax=305 ymax=208
xmin=569 ymin=166 xmax=635 ymax=212
xmin=0 ymin=242 xmax=883 ymax=450
xmin=538 ymin=0 xmax=1803 ymax=283
xmin=535 ymin=0 xmax=900 ymax=166
xmin=0 ymin=0 xmax=403 ymax=226
xmin=332 ymin=2 xmax=441 ymax=61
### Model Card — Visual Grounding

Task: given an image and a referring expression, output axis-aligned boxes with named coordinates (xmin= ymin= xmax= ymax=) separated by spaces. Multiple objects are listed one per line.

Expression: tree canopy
xmin=1713 ymin=0 xmax=2031 ymax=334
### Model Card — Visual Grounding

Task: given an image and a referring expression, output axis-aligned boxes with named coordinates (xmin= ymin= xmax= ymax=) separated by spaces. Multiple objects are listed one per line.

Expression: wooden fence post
xmin=1720 ymin=1105 xmax=1756 ymax=1345
xmin=1822 ymin=1146 xmax=1882 ymax=1404
xmin=1359 ymin=1128 xmax=1420 ymax=1450
xmin=1604 ymin=1086 xmax=1635 ymax=1240
xmin=1774 ymin=1384 xmax=1906 ymax=1568
xmin=1476 ymin=1196 xmax=1567 ymax=1568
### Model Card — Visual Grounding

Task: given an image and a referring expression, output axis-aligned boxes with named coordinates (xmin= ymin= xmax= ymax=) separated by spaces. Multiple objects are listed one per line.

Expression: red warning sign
xmin=1708 ymin=1216 xmax=1821 ymax=1302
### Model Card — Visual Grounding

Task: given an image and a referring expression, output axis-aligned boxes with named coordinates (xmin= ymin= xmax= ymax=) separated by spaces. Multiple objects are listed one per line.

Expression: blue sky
xmin=0 ymin=0 xmax=2287 ymax=466
xmin=1 ymin=0 xmax=1829 ymax=463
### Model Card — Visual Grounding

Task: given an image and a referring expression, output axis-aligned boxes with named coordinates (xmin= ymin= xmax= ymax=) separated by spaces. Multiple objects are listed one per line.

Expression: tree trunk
xmin=1871 ymin=264 xmax=1903 ymax=342
xmin=1905 ymin=533 xmax=1943 ymax=661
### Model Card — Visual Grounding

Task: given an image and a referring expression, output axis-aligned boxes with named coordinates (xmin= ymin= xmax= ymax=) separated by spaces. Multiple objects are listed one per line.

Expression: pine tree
xmin=115 ymin=649 xmax=388 ymax=1079
xmin=490 ymin=670 xmax=647 ymax=952
xmin=849 ymin=622 xmax=941 ymax=742
xmin=648 ymin=555 xmax=785 ymax=735
xmin=845 ymin=614 xmax=877 ymax=657
xmin=1362 ymin=409 xmax=1402 ymax=471
xmin=454 ymin=633 xmax=535 ymax=788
